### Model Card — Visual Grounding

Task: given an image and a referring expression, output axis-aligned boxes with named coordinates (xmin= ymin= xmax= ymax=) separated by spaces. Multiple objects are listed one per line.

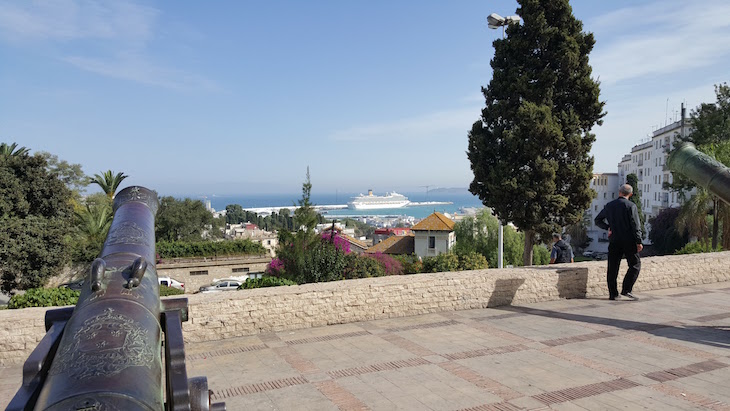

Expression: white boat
xmin=348 ymin=190 xmax=410 ymax=210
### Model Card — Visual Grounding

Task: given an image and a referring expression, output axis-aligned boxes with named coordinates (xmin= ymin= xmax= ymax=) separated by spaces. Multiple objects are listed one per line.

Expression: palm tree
xmin=676 ymin=188 xmax=711 ymax=243
xmin=0 ymin=142 xmax=30 ymax=157
xmin=76 ymin=202 xmax=113 ymax=244
xmin=91 ymin=170 xmax=128 ymax=199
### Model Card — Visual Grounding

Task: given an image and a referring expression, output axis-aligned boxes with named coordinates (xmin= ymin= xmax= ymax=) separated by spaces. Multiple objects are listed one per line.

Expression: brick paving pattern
xmin=1 ymin=281 xmax=729 ymax=410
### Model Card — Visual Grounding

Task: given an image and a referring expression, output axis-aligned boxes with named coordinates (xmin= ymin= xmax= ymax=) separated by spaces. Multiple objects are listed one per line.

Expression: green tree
xmin=225 ymin=204 xmax=247 ymax=224
xmin=0 ymin=150 xmax=73 ymax=293
xmin=625 ymin=173 xmax=646 ymax=238
xmin=467 ymin=0 xmax=604 ymax=265
xmin=70 ymin=193 xmax=113 ymax=263
xmin=648 ymin=208 xmax=689 ymax=255
xmin=155 ymin=197 xmax=220 ymax=242
xmin=91 ymin=170 xmax=128 ymax=199
xmin=293 ymin=167 xmax=318 ymax=231
xmin=38 ymin=152 xmax=88 ymax=197
xmin=0 ymin=142 xmax=29 ymax=157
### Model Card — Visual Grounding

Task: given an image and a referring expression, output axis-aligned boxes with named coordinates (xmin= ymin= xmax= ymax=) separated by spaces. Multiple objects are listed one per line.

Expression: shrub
xmin=265 ymin=258 xmax=286 ymax=277
xmin=532 ymin=244 xmax=551 ymax=265
xmin=367 ymin=253 xmax=403 ymax=276
xmin=156 ymin=239 xmax=266 ymax=259
xmin=295 ymin=240 xmax=348 ymax=284
xmin=8 ymin=287 xmax=79 ymax=309
xmin=457 ymin=251 xmax=488 ymax=270
xmin=649 ymin=207 xmax=689 ymax=255
xmin=344 ymin=254 xmax=386 ymax=279
xmin=675 ymin=241 xmax=722 ymax=255
xmin=160 ymin=285 xmax=185 ymax=296
xmin=422 ymin=253 xmax=459 ymax=273
xmin=392 ymin=254 xmax=423 ymax=274
xmin=240 ymin=276 xmax=298 ymax=289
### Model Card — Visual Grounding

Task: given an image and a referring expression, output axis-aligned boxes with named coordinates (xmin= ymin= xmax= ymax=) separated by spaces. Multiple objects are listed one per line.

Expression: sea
xmin=203 ymin=189 xmax=485 ymax=220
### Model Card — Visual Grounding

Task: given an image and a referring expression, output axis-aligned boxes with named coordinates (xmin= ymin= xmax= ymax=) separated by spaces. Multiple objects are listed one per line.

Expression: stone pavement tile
xmin=488 ymin=314 xmax=598 ymax=342
xmin=667 ymin=373 xmax=730 ymax=404
xmin=278 ymin=322 xmax=371 ymax=343
xmin=396 ymin=326 xmax=520 ymax=356
xmin=506 ymin=395 xmax=551 ymax=410
xmin=217 ymin=391 xmax=278 ymax=410
xmin=647 ymin=326 xmax=730 ymax=357
xmin=607 ymin=386 xmax=708 ymax=411
xmin=185 ymin=334 xmax=263 ymax=356
xmin=543 ymin=402 xmax=592 ymax=410
xmin=458 ymin=350 xmax=613 ymax=394
xmin=267 ymin=383 xmax=341 ymax=411
xmin=296 ymin=337 xmax=416 ymax=372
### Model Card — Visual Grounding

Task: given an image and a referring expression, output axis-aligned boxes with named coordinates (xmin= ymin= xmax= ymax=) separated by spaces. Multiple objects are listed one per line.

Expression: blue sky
xmin=1 ymin=0 xmax=729 ymax=197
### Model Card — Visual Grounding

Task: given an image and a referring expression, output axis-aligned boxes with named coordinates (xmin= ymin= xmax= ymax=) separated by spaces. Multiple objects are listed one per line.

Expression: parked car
xmin=159 ymin=276 xmax=185 ymax=291
xmin=582 ymin=251 xmax=595 ymax=258
xmin=199 ymin=279 xmax=242 ymax=293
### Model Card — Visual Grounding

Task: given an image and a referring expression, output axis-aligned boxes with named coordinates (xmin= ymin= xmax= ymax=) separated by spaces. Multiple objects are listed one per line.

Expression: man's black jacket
xmin=594 ymin=196 xmax=642 ymax=244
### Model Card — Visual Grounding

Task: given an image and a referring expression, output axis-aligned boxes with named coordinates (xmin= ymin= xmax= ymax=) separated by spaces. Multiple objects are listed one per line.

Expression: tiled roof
xmin=411 ymin=212 xmax=455 ymax=231
xmin=342 ymin=234 xmax=369 ymax=250
xmin=365 ymin=234 xmax=415 ymax=255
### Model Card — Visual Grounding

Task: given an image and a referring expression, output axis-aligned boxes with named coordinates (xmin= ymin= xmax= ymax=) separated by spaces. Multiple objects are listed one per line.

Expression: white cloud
xmin=0 ymin=0 xmax=157 ymax=44
xmin=64 ymin=52 xmax=218 ymax=91
xmin=329 ymin=107 xmax=481 ymax=142
xmin=0 ymin=0 xmax=216 ymax=91
xmin=589 ymin=0 xmax=730 ymax=85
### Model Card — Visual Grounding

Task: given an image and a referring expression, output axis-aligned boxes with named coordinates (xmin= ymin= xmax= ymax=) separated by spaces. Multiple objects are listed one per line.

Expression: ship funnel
xmin=368 ymin=189 xmax=373 ymax=196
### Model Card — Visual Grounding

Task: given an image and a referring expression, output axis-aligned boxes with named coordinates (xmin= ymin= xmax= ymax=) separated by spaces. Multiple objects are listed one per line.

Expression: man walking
xmin=550 ymin=233 xmax=573 ymax=264
xmin=594 ymin=184 xmax=643 ymax=300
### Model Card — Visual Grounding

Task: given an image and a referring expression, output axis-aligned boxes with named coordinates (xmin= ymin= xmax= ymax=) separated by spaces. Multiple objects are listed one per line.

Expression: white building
xmin=595 ymin=118 xmax=693 ymax=247
xmin=585 ymin=173 xmax=620 ymax=252
xmin=411 ymin=212 xmax=456 ymax=258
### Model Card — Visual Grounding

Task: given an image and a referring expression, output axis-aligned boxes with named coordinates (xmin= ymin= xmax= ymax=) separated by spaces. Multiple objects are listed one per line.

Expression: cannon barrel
xmin=9 ymin=186 xmax=224 ymax=411
xmin=667 ymin=142 xmax=730 ymax=205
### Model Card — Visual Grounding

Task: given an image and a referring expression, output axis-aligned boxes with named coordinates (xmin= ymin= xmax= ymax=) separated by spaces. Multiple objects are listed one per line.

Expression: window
xmin=232 ymin=267 xmax=249 ymax=273
xmin=190 ymin=270 xmax=208 ymax=276
xmin=603 ymin=192 xmax=606 ymax=199
xmin=428 ymin=236 xmax=436 ymax=249
xmin=612 ymin=193 xmax=615 ymax=199
xmin=595 ymin=205 xmax=598 ymax=211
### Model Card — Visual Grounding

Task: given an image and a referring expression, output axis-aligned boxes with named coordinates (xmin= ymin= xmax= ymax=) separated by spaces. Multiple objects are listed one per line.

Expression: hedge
xmin=156 ymin=239 xmax=266 ymax=259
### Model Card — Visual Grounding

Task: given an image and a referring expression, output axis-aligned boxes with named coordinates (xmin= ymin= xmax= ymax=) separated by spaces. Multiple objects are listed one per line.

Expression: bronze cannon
xmin=667 ymin=141 xmax=730 ymax=205
xmin=8 ymin=186 xmax=225 ymax=411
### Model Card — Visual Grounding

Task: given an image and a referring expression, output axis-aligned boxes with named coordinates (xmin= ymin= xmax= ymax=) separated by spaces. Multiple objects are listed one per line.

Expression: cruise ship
xmin=347 ymin=190 xmax=410 ymax=210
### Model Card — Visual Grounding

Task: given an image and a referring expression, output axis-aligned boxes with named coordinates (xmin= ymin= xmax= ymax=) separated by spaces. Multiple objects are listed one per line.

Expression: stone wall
xmin=1 ymin=252 xmax=729 ymax=365
xmin=157 ymin=256 xmax=271 ymax=292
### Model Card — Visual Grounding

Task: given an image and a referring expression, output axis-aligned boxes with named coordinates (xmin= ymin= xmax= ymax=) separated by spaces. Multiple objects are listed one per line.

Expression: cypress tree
xmin=468 ymin=0 xmax=605 ymax=265
xmin=625 ymin=173 xmax=646 ymax=238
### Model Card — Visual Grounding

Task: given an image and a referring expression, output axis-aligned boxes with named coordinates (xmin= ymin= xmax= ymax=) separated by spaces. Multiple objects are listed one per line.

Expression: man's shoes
xmin=621 ymin=292 xmax=639 ymax=300
xmin=609 ymin=294 xmax=621 ymax=300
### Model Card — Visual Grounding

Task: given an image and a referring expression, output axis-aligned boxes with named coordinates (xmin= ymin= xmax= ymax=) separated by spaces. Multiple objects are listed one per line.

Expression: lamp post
xmin=487 ymin=12 xmax=521 ymax=268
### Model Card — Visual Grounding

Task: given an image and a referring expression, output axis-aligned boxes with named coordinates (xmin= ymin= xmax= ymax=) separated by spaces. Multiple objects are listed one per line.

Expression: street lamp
xmin=487 ymin=13 xmax=521 ymax=38
xmin=487 ymin=12 xmax=520 ymax=268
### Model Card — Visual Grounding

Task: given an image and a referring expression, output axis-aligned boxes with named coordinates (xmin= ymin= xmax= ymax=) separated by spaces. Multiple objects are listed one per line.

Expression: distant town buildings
xmin=411 ymin=212 xmax=456 ymax=258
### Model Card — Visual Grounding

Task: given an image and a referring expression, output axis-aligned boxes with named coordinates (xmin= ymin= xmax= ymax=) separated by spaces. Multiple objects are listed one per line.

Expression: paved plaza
xmin=2 ymin=281 xmax=729 ymax=410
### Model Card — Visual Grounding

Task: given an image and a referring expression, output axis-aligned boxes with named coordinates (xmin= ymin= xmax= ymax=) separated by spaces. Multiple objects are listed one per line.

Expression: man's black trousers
xmin=607 ymin=241 xmax=641 ymax=298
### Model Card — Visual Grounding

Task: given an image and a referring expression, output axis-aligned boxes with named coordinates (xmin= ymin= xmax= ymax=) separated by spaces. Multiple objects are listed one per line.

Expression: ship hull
xmin=347 ymin=200 xmax=410 ymax=210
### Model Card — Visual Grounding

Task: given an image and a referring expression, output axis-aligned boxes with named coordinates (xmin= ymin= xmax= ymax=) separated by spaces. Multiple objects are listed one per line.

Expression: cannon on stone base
xmin=667 ymin=141 xmax=730 ymax=205
xmin=8 ymin=186 xmax=225 ymax=411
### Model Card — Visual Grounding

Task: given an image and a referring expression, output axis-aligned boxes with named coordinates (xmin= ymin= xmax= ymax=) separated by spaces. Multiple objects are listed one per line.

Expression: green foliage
xmin=0 ymin=142 xmax=30 ymax=157
xmin=37 ymin=151 xmax=88 ymax=198
xmin=422 ymin=253 xmax=459 ymax=273
xmin=90 ymin=170 xmax=127 ymax=199
xmin=225 ymin=204 xmax=247 ymax=224
xmin=391 ymin=254 xmax=423 ymax=274
xmin=626 ymin=174 xmax=646 ymax=238
xmin=343 ymin=254 xmax=386 ymax=279
xmin=70 ymin=193 xmax=113 ymax=264
xmin=156 ymin=239 xmax=265 ymax=258
xmin=239 ymin=276 xmax=298 ymax=289
xmin=1 ymin=150 xmax=73 ymax=294
xmin=159 ymin=285 xmax=185 ymax=296
xmin=674 ymin=240 xmax=723 ymax=255
xmin=467 ymin=0 xmax=604 ymax=266
xmin=532 ymin=244 xmax=551 ymax=265
xmin=452 ymin=209 xmax=533 ymax=268
xmin=156 ymin=196 xmax=222 ymax=242
xmin=294 ymin=240 xmax=349 ymax=284
xmin=456 ymin=251 xmax=488 ymax=270
xmin=293 ymin=167 xmax=319 ymax=231
xmin=8 ymin=287 xmax=79 ymax=309
xmin=649 ymin=207 xmax=689 ymax=255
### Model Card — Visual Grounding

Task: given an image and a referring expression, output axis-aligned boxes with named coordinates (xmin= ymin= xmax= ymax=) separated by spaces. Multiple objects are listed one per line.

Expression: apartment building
xmin=586 ymin=118 xmax=692 ymax=249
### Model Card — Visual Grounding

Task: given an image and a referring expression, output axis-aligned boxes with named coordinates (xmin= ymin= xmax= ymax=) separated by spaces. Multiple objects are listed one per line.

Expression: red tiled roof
xmin=411 ymin=212 xmax=455 ymax=231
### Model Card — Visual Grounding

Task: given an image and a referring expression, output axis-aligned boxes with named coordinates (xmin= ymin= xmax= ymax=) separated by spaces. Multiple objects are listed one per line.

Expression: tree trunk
xmin=523 ymin=230 xmax=535 ymax=266
xmin=712 ymin=198 xmax=719 ymax=250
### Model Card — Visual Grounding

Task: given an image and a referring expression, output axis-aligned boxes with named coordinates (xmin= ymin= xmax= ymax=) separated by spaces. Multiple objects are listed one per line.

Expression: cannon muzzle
xmin=667 ymin=142 xmax=730 ymax=205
